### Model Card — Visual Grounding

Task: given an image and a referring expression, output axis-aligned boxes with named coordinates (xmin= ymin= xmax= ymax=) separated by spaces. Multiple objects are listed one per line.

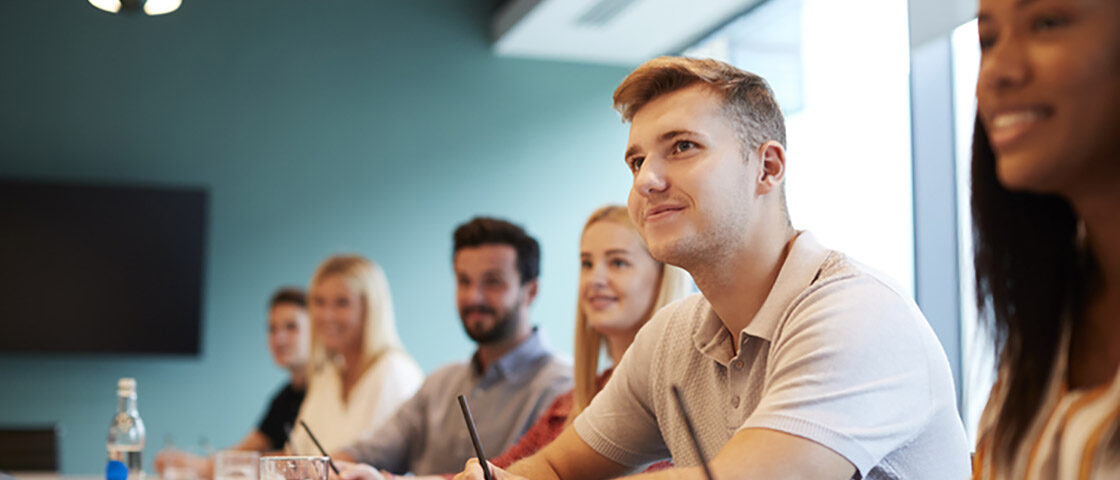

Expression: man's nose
xmin=633 ymin=157 xmax=668 ymax=197
xmin=460 ymin=284 xmax=484 ymax=304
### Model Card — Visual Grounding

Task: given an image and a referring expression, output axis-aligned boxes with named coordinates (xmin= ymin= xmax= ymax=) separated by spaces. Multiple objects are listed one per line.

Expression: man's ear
xmin=755 ymin=141 xmax=786 ymax=195
xmin=522 ymin=278 xmax=539 ymax=305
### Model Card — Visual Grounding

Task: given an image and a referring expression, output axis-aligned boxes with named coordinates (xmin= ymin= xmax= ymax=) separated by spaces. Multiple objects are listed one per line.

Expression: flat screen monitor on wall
xmin=0 ymin=179 xmax=207 ymax=355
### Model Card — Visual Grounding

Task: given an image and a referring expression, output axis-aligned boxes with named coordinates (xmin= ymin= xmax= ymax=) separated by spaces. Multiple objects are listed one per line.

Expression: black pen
xmin=457 ymin=394 xmax=494 ymax=480
xmin=299 ymin=419 xmax=342 ymax=475
xmin=671 ymin=385 xmax=715 ymax=480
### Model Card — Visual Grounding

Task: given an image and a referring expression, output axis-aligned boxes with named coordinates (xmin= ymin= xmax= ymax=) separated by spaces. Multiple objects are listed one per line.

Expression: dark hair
xmin=971 ymin=116 xmax=1089 ymax=458
xmin=269 ymin=286 xmax=307 ymax=309
xmin=453 ymin=217 xmax=541 ymax=284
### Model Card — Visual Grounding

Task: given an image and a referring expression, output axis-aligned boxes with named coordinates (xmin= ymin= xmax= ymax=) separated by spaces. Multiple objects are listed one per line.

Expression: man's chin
xmin=647 ymin=238 xmax=688 ymax=266
xmin=463 ymin=317 xmax=495 ymax=333
xmin=466 ymin=330 xmax=497 ymax=344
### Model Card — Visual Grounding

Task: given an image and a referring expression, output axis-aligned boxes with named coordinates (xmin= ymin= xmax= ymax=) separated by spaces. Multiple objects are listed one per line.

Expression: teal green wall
xmin=0 ymin=1 xmax=633 ymax=473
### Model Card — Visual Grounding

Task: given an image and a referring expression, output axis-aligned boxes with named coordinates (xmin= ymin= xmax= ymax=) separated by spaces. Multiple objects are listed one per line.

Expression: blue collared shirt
xmin=340 ymin=329 xmax=573 ymax=475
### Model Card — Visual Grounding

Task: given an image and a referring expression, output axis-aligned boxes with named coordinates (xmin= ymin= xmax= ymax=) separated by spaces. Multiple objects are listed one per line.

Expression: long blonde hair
xmin=307 ymin=254 xmax=405 ymax=377
xmin=570 ymin=206 xmax=692 ymax=419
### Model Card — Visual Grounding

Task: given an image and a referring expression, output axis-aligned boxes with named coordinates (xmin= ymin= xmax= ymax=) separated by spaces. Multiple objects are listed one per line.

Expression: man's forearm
xmin=613 ymin=466 xmax=709 ymax=480
xmin=506 ymin=455 xmax=563 ymax=480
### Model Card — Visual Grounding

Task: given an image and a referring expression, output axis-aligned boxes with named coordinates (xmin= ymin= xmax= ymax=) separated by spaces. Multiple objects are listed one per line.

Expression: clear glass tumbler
xmin=213 ymin=450 xmax=259 ymax=480
xmin=259 ymin=456 xmax=329 ymax=480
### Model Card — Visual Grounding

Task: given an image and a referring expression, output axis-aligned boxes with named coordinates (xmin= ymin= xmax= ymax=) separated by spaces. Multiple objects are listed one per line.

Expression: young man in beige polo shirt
xmin=452 ymin=57 xmax=969 ymax=480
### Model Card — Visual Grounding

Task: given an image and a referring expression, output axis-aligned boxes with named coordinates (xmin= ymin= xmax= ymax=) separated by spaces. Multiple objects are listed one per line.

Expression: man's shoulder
xmin=519 ymin=347 xmax=573 ymax=390
xmin=797 ymin=250 xmax=920 ymax=316
xmin=817 ymin=251 xmax=908 ymax=294
xmin=423 ymin=357 xmax=472 ymax=382
xmin=536 ymin=347 xmax=573 ymax=371
xmin=781 ymin=249 xmax=937 ymax=354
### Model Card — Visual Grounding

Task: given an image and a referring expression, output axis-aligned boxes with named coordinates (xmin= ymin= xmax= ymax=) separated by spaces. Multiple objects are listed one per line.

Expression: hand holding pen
xmin=455 ymin=394 xmax=529 ymax=480
xmin=456 ymin=458 xmax=526 ymax=480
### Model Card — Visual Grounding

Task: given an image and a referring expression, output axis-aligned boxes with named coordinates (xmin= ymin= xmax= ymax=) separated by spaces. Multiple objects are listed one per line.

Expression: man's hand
xmin=452 ymin=459 xmax=528 ymax=480
xmin=334 ymin=460 xmax=387 ymax=480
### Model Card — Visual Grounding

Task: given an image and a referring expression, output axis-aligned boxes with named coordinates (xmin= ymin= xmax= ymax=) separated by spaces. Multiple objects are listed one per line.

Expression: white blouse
xmin=288 ymin=349 xmax=423 ymax=455
xmin=973 ymin=330 xmax=1120 ymax=480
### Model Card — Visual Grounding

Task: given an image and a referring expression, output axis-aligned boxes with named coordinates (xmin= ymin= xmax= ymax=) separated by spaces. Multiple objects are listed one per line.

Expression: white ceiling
xmin=492 ymin=0 xmax=764 ymax=66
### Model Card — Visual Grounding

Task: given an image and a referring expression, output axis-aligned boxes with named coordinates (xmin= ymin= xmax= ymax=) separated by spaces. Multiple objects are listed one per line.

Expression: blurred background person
xmin=339 ymin=205 xmax=691 ymax=480
xmin=288 ymin=254 xmax=423 ymax=455
xmin=155 ymin=286 xmax=312 ymax=476
xmin=969 ymin=0 xmax=1120 ymax=477
xmin=333 ymin=217 xmax=571 ymax=476
xmin=490 ymin=205 xmax=691 ymax=468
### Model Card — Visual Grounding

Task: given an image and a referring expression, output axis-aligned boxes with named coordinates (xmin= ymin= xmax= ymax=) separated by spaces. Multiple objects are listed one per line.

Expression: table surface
xmin=7 ymin=474 xmax=100 ymax=480
xmin=8 ymin=472 xmax=100 ymax=476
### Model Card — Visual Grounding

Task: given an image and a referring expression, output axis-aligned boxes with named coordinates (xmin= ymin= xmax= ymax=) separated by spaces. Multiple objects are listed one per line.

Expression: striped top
xmin=973 ymin=330 xmax=1120 ymax=479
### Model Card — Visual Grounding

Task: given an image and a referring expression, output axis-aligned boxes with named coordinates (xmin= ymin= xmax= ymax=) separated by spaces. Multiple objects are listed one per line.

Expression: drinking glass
xmin=162 ymin=465 xmax=198 ymax=480
xmin=259 ymin=456 xmax=329 ymax=480
xmin=213 ymin=450 xmax=259 ymax=480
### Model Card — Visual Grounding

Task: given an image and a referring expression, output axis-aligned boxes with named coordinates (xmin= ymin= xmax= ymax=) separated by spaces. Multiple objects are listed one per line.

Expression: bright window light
xmin=685 ymin=0 xmax=915 ymax=296
xmin=951 ymin=18 xmax=992 ymax=447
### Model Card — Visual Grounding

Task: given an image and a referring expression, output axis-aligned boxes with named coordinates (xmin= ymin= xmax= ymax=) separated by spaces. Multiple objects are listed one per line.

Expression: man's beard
xmin=459 ymin=297 xmax=522 ymax=345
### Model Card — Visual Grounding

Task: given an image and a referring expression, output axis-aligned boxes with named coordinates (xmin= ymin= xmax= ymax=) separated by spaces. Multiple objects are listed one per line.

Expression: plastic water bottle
xmin=106 ymin=378 xmax=146 ymax=480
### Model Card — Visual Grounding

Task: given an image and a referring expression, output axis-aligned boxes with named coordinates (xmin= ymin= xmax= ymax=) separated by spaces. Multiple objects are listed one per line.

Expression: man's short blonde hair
xmin=613 ymin=56 xmax=786 ymax=152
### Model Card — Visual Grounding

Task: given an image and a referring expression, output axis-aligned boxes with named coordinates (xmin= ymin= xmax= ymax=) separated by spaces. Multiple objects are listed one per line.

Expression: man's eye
xmin=673 ymin=140 xmax=696 ymax=153
xmin=611 ymin=259 xmax=630 ymax=268
xmin=628 ymin=157 xmax=645 ymax=172
xmin=484 ymin=278 xmax=504 ymax=288
xmin=580 ymin=260 xmax=592 ymax=270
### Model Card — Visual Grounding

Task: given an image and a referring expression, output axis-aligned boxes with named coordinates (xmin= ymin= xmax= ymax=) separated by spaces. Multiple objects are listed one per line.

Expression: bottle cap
xmin=117 ymin=378 xmax=136 ymax=395
xmin=106 ymin=460 xmax=128 ymax=480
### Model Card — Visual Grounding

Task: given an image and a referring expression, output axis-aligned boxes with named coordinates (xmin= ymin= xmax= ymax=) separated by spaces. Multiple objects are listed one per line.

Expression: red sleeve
xmin=490 ymin=390 xmax=574 ymax=468
xmin=434 ymin=392 xmax=573 ymax=480
xmin=436 ymin=380 xmax=662 ymax=480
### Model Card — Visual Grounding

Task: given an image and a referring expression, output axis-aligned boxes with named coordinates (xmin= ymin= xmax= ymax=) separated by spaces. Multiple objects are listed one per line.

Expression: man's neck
xmin=475 ymin=323 xmax=533 ymax=373
xmin=689 ymin=223 xmax=797 ymax=350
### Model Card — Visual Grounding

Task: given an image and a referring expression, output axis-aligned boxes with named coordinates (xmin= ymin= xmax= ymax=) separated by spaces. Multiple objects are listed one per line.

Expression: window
xmin=951 ymin=18 xmax=994 ymax=445
xmin=685 ymin=0 xmax=915 ymax=295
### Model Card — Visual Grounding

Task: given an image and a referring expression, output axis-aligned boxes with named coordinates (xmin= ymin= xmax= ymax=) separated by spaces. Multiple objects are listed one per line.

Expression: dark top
xmin=256 ymin=382 xmax=306 ymax=450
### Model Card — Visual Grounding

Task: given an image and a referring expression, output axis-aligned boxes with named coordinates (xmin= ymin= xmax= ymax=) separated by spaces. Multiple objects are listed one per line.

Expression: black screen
xmin=0 ymin=179 xmax=207 ymax=355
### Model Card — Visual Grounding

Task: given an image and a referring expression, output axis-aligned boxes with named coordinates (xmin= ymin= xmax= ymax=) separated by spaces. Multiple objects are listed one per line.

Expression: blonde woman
xmin=288 ymin=255 xmax=423 ymax=455
xmin=481 ymin=206 xmax=690 ymax=467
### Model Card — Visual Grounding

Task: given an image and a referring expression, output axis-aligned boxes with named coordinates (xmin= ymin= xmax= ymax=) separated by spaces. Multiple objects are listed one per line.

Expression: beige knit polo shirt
xmin=573 ymin=232 xmax=970 ymax=479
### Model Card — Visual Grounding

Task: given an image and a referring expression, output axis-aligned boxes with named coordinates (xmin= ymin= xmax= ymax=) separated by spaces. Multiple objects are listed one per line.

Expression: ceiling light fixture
xmin=89 ymin=0 xmax=182 ymax=16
